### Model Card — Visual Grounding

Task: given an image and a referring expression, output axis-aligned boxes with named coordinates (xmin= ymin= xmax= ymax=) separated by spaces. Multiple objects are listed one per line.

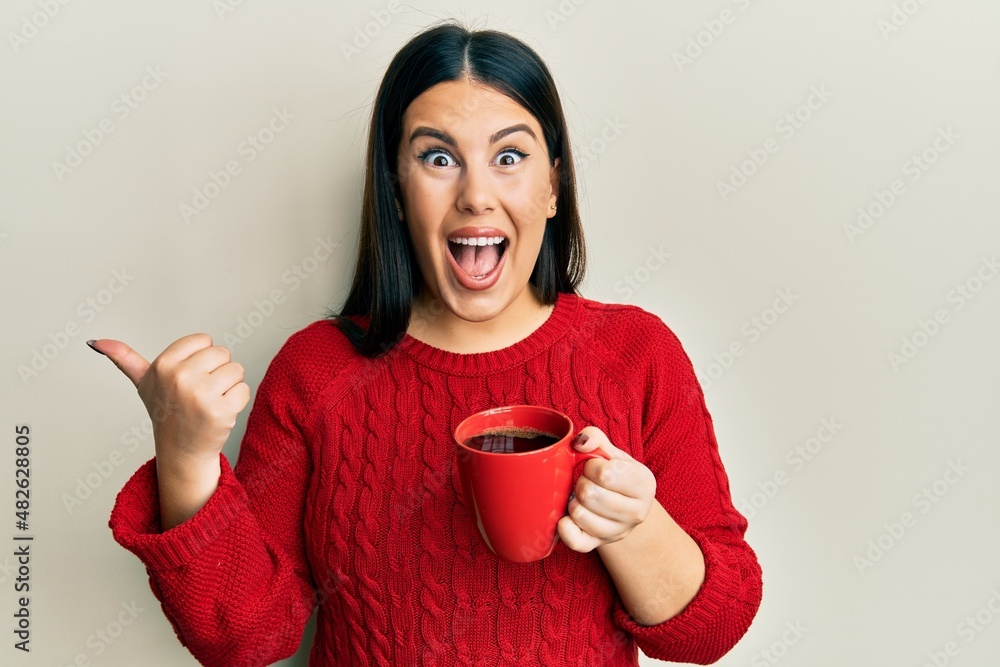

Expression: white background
xmin=2 ymin=1 xmax=999 ymax=666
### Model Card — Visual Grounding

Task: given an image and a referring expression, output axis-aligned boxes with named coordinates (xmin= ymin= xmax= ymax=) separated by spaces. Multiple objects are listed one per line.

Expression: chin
xmin=438 ymin=285 xmax=514 ymax=322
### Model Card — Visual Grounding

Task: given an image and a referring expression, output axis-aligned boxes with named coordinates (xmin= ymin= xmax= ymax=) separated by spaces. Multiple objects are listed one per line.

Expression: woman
xmin=91 ymin=20 xmax=762 ymax=666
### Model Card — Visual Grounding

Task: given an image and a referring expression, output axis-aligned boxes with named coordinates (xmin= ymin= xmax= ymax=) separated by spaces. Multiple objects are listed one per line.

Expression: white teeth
xmin=449 ymin=236 xmax=506 ymax=246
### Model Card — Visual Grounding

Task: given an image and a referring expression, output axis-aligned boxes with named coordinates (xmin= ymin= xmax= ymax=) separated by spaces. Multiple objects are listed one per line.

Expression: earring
xmin=550 ymin=204 xmax=557 ymax=211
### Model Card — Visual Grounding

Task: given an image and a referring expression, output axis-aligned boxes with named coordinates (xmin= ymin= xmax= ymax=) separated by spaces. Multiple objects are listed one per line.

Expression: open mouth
xmin=447 ymin=235 xmax=509 ymax=280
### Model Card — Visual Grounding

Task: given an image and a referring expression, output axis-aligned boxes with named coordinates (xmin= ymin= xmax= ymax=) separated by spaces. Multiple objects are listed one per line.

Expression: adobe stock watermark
xmin=695 ymin=288 xmax=799 ymax=390
xmin=351 ymin=295 xmax=452 ymax=415
xmin=613 ymin=246 xmax=671 ymax=299
xmin=340 ymin=0 xmax=401 ymax=61
xmin=672 ymin=0 xmax=759 ymax=73
xmin=62 ymin=416 xmax=152 ymax=514
xmin=716 ymin=85 xmax=834 ymax=202
xmin=51 ymin=65 xmax=169 ymax=182
xmin=575 ymin=117 xmax=628 ymax=172
xmin=18 ymin=267 xmax=135 ymax=385
xmin=750 ymin=620 xmax=808 ymax=667
xmin=56 ymin=600 xmax=144 ymax=667
xmin=544 ymin=0 xmax=593 ymax=31
xmin=385 ymin=299 xmax=466 ymax=525
xmin=843 ymin=125 xmax=958 ymax=243
xmin=877 ymin=0 xmax=934 ymax=40
xmin=918 ymin=587 xmax=1000 ymax=667
xmin=221 ymin=235 xmax=341 ymax=346
xmin=886 ymin=254 xmax=998 ymax=372
xmin=738 ymin=417 xmax=843 ymax=519
xmin=853 ymin=459 xmax=968 ymax=575
xmin=179 ymin=107 xmax=295 ymax=223
xmin=213 ymin=0 xmax=253 ymax=20
xmin=7 ymin=0 xmax=73 ymax=54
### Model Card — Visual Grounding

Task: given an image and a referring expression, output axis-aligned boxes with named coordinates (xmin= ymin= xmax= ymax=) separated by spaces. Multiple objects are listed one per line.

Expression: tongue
xmin=452 ymin=242 xmax=500 ymax=277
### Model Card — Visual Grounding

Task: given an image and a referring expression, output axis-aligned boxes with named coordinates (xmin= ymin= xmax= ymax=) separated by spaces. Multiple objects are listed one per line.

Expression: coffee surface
xmin=464 ymin=426 xmax=561 ymax=454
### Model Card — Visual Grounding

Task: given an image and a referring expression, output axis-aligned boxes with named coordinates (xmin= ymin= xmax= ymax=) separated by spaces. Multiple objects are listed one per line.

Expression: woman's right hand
xmin=90 ymin=334 xmax=251 ymax=464
xmin=90 ymin=334 xmax=251 ymax=529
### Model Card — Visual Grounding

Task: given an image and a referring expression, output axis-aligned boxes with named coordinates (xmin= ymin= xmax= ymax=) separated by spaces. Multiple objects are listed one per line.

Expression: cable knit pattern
xmin=108 ymin=292 xmax=763 ymax=666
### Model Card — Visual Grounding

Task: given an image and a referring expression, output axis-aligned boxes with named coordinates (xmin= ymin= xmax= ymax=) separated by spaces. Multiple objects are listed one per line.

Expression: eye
xmin=495 ymin=147 xmax=529 ymax=166
xmin=417 ymin=149 xmax=457 ymax=168
xmin=416 ymin=146 xmax=531 ymax=169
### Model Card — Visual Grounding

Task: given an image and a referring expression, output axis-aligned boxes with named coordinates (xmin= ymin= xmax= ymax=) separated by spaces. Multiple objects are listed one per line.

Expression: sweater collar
xmin=395 ymin=291 xmax=579 ymax=376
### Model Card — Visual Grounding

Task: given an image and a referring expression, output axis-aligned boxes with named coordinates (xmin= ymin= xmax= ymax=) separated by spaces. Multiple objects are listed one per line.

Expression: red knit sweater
xmin=109 ymin=292 xmax=762 ymax=666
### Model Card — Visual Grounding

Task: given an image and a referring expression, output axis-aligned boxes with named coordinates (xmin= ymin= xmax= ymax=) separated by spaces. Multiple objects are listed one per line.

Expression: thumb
xmin=572 ymin=426 xmax=628 ymax=460
xmin=87 ymin=339 xmax=150 ymax=388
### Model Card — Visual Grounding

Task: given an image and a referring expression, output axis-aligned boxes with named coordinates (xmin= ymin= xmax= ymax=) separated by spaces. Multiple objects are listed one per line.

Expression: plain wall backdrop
xmin=2 ymin=1 xmax=999 ymax=665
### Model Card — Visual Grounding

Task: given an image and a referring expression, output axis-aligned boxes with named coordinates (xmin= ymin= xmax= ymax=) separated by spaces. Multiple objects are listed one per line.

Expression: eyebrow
xmin=408 ymin=123 xmax=537 ymax=147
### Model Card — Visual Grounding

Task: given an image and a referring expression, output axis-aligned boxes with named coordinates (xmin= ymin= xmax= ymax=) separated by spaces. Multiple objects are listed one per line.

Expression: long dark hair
xmin=328 ymin=20 xmax=587 ymax=358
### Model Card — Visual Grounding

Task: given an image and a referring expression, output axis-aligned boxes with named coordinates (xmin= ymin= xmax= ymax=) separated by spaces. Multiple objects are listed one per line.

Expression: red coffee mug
xmin=454 ymin=405 xmax=611 ymax=562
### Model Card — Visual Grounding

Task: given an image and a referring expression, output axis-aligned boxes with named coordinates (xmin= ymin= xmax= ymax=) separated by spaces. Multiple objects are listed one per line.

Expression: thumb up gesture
xmin=88 ymin=334 xmax=250 ymax=466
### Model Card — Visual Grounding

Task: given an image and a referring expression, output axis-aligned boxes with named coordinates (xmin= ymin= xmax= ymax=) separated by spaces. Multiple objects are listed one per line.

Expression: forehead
xmin=402 ymin=78 xmax=541 ymax=139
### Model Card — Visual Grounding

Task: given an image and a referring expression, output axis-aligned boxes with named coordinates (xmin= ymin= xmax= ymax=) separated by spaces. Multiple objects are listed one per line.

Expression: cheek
xmin=403 ymin=214 xmax=434 ymax=255
xmin=506 ymin=173 xmax=552 ymax=221
xmin=409 ymin=227 xmax=438 ymax=266
xmin=401 ymin=177 xmax=444 ymax=229
xmin=406 ymin=175 xmax=454 ymax=214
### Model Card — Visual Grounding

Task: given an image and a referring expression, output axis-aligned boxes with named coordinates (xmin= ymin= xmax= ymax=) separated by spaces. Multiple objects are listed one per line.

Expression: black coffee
xmin=464 ymin=426 xmax=561 ymax=454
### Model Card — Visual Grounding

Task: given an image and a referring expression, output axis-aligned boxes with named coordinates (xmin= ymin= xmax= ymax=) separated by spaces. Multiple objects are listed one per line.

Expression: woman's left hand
xmin=557 ymin=426 xmax=657 ymax=553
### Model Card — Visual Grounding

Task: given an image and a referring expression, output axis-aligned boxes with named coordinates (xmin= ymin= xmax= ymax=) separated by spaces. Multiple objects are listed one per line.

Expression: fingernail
xmin=573 ymin=433 xmax=589 ymax=447
xmin=86 ymin=339 xmax=105 ymax=356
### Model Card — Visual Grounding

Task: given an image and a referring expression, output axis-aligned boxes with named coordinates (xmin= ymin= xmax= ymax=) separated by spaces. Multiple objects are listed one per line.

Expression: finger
xmin=207 ymin=362 xmax=246 ymax=397
xmin=582 ymin=457 xmax=650 ymax=499
xmin=183 ymin=342 xmax=233 ymax=375
xmin=221 ymin=380 xmax=251 ymax=414
xmin=572 ymin=426 xmax=632 ymax=461
xmin=88 ymin=339 xmax=150 ymax=388
xmin=557 ymin=515 xmax=600 ymax=553
xmin=573 ymin=477 xmax=648 ymax=524
xmin=567 ymin=495 xmax=629 ymax=541
xmin=155 ymin=333 xmax=218 ymax=370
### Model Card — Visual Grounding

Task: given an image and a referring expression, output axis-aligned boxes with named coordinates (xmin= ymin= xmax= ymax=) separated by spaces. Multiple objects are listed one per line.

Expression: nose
xmin=455 ymin=160 xmax=497 ymax=216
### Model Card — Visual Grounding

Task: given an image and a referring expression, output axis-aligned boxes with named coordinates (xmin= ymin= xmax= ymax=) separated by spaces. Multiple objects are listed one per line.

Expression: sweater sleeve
xmin=610 ymin=313 xmax=763 ymax=664
xmin=107 ymin=338 xmax=319 ymax=667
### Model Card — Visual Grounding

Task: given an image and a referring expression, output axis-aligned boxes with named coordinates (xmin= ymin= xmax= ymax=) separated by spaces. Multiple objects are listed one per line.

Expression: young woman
xmin=91 ymin=21 xmax=762 ymax=666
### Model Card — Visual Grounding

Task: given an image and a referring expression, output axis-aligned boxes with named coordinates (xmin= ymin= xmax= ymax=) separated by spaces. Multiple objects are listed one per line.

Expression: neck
xmin=407 ymin=284 xmax=556 ymax=354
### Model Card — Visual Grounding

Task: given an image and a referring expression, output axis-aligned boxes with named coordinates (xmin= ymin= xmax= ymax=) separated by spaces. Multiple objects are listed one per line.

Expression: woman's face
xmin=395 ymin=77 xmax=561 ymax=325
